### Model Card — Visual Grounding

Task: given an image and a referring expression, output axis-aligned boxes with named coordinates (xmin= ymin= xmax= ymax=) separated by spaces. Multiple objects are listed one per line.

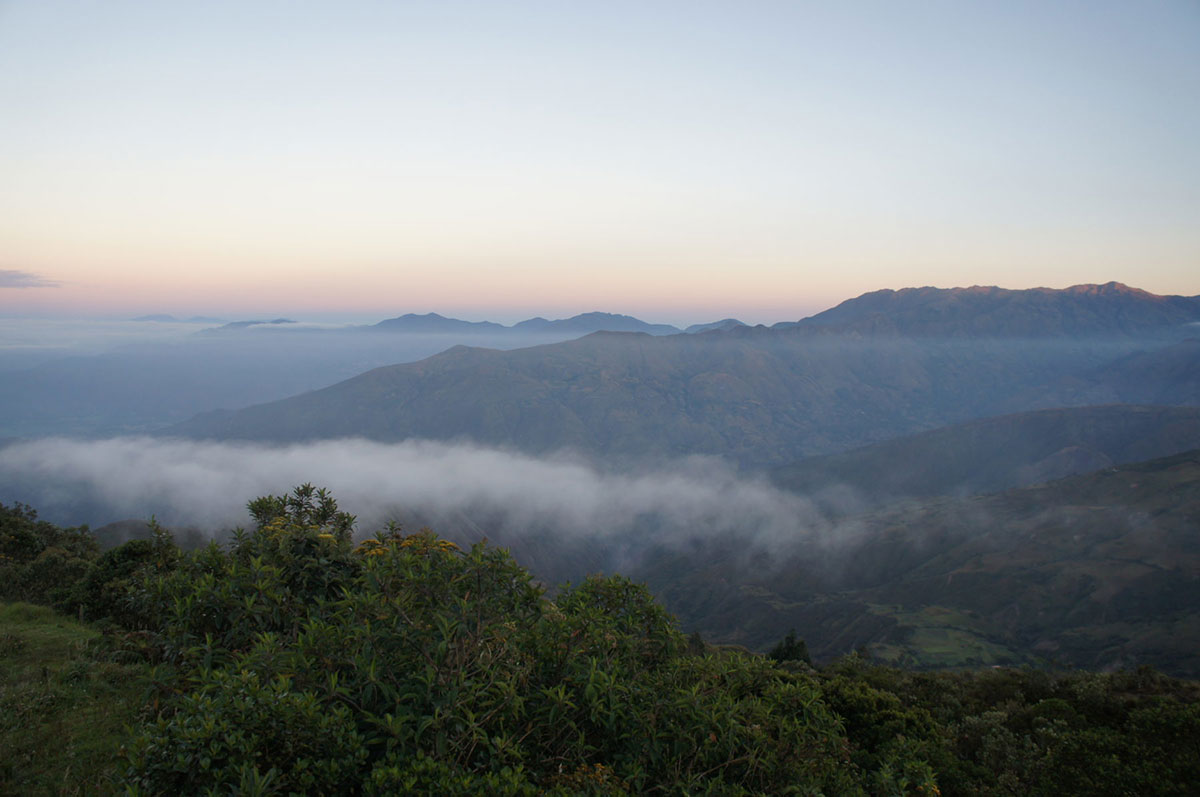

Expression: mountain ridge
xmin=777 ymin=281 xmax=1200 ymax=337
xmin=168 ymin=283 xmax=1200 ymax=465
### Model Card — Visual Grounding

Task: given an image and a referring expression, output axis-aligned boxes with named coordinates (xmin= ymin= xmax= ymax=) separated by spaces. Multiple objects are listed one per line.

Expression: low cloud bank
xmin=0 ymin=268 xmax=59 ymax=288
xmin=0 ymin=437 xmax=832 ymax=551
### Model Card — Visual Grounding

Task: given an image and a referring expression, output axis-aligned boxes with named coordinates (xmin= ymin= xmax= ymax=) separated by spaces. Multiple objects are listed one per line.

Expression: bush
xmin=0 ymin=502 xmax=98 ymax=607
xmin=120 ymin=486 xmax=879 ymax=795
xmin=123 ymin=668 xmax=368 ymax=795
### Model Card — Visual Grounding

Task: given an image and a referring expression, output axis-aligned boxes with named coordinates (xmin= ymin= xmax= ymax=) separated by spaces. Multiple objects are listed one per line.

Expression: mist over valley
xmin=4 ymin=282 xmax=1200 ymax=673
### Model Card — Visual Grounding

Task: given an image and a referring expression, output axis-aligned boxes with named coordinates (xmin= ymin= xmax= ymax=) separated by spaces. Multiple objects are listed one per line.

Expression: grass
xmin=866 ymin=604 xmax=1030 ymax=669
xmin=0 ymin=602 xmax=151 ymax=795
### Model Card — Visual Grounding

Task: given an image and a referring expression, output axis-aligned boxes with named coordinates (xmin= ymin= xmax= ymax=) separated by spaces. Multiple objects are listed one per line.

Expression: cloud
xmin=0 ymin=269 xmax=59 ymax=288
xmin=0 ymin=436 xmax=835 ymax=553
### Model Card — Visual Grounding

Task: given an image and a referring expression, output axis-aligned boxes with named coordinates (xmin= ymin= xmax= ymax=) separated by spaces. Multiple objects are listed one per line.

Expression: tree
xmin=768 ymin=628 xmax=811 ymax=665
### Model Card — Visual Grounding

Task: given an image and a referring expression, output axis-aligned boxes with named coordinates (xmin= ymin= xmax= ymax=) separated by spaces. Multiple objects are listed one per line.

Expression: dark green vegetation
xmin=648 ymin=449 xmax=1200 ymax=675
xmin=170 ymin=285 xmax=1200 ymax=466
xmin=0 ymin=501 xmax=98 ymax=607
xmin=4 ymin=488 xmax=1200 ymax=795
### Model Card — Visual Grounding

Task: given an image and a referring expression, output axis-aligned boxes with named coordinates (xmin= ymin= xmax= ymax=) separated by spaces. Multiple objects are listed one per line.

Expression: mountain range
xmin=363 ymin=310 xmax=726 ymax=336
xmin=170 ymin=284 xmax=1200 ymax=466
xmin=266 ymin=311 xmax=694 ymax=336
xmin=779 ymin=281 xmax=1200 ymax=337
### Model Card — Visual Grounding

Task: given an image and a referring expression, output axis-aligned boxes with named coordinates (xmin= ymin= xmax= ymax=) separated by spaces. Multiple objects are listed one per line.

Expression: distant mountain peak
xmin=370 ymin=313 xmax=505 ymax=333
xmin=684 ymin=318 xmax=747 ymax=334
xmin=1060 ymin=281 xmax=1151 ymax=297
xmin=786 ymin=282 xmax=1200 ymax=337
xmin=512 ymin=313 xmax=679 ymax=335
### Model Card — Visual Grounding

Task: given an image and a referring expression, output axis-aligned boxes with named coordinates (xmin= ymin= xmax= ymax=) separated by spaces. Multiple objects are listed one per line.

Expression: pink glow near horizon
xmin=1 ymin=2 xmax=1197 ymax=321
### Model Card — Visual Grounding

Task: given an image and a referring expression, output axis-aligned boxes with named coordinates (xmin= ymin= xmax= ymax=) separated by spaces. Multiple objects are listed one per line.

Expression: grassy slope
xmin=0 ymin=603 xmax=150 ymax=795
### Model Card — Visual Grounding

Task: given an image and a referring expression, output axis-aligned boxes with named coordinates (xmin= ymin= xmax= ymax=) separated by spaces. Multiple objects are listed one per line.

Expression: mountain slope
xmin=1084 ymin=338 xmax=1200 ymax=406
xmin=170 ymin=328 xmax=1171 ymax=465
xmin=643 ymin=449 xmax=1200 ymax=675
xmin=772 ymin=404 xmax=1200 ymax=504
xmin=782 ymin=282 xmax=1200 ymax=337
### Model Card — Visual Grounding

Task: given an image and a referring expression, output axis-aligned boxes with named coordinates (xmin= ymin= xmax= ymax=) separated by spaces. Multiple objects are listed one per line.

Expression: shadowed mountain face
xmin=639 ymin=449 xmax=1200 ymax=676
xmin=1078 ymin=338 xmax=1200 ymax=406
xmin=772 ymin=404 xmax=1200 ymax=505
xmin=169 ymin=329 xmax=1192 ymax=467
xmin=781 ymin=282 xmax=1200 ymax=337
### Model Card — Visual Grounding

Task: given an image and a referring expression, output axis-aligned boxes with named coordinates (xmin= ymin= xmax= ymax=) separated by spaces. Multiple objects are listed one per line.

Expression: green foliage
xmin=768 ymin=628 xmax=811 ymax=665
xmin=71 ymin=539 xmax=157 ymax=625
xmin=123 ymin=669 xmax=368 ymax=795
xmin=246 ymin=483 xmax=355 ymax=539
xmin=8 ymin=488 xmax=1200 ymax=795
xmin=118 ymin=486 xmax=873 ymax=794
xmin=821 ymin=656 xmax=1200 ymax=796
xmin=365 ymin=753 xmax=540 ymax=796
xmin=0 ymin=502 xmax=98 ymax=608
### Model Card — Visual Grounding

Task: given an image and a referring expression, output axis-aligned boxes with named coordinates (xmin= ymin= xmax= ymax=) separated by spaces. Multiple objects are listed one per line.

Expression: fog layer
xmin=0 ymin=437 xmax=828 ymax=549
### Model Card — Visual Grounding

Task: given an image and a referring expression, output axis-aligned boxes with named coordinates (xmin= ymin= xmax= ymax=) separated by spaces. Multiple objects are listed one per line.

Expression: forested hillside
xmin=645 ymin=449 xmax=1200 ymax=674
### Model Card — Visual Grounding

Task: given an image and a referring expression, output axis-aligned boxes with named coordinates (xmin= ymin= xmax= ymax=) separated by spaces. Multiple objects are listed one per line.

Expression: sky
xmin=0 ymin=0 xmax=1197 ymax=326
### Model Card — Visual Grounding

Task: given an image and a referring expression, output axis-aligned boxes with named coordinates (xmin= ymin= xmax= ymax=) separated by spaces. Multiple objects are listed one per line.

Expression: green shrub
xmin=0 ymin=502 xmax=98 ymax=607
xmin=123 ymin=668 xmax=368 ymax=795
xmin=119 ymin=486 xmax=877 ymax=795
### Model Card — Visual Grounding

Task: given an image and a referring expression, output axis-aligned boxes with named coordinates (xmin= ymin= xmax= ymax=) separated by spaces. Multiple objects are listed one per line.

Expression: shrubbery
xmin=0 ymin=502 xmax=97 ymax=608
xmin=116 ymin=485 xmax=871 ymax=794
xmin=4 ymin=488 xmax=1200 ymax=795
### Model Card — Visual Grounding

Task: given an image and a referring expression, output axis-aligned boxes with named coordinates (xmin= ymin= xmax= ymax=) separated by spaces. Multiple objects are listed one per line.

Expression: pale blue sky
xmin=0 ymin=0 xmax=1197 ymax=324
